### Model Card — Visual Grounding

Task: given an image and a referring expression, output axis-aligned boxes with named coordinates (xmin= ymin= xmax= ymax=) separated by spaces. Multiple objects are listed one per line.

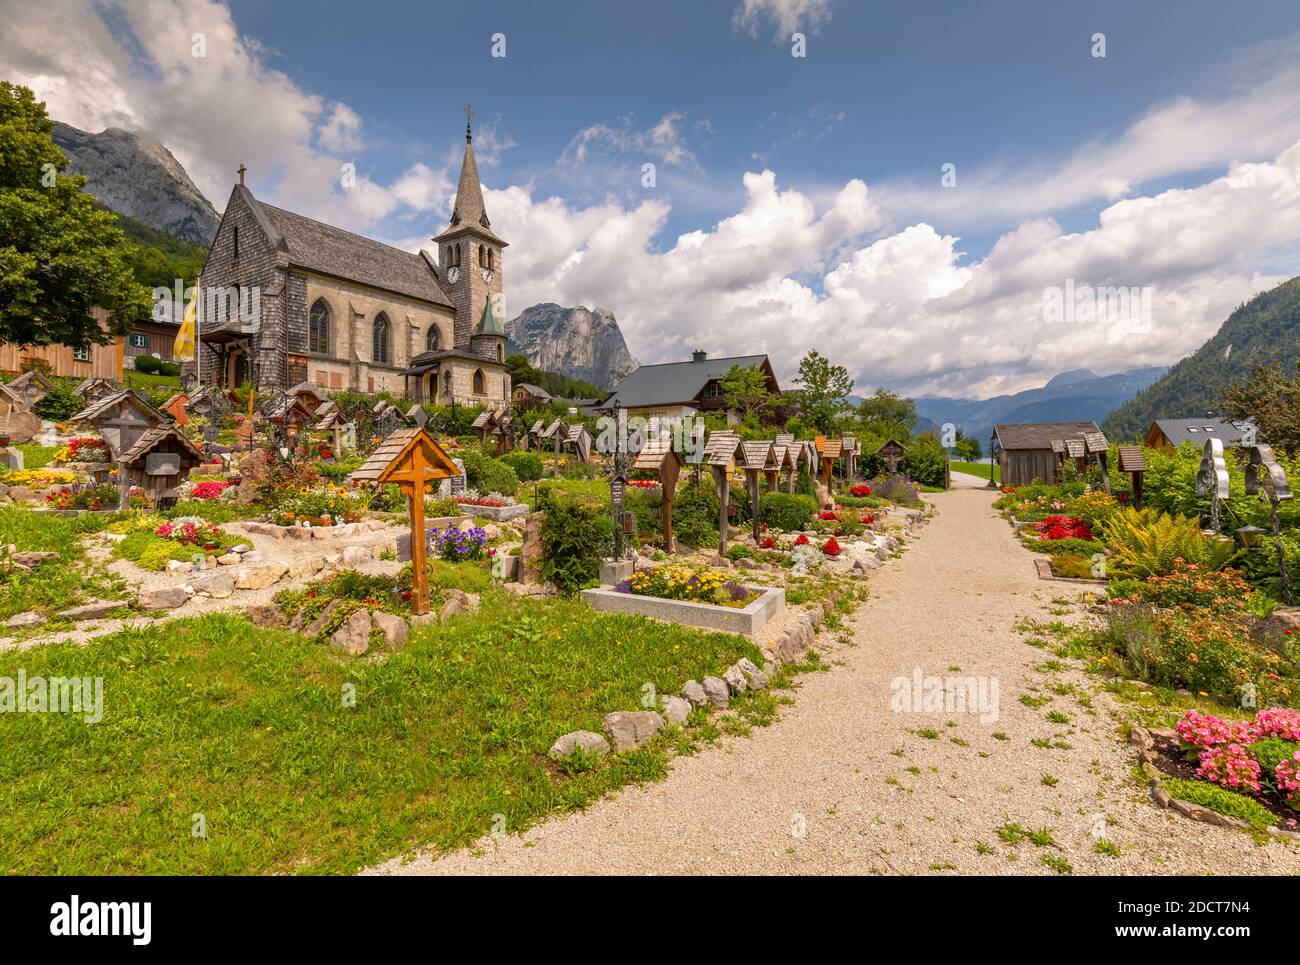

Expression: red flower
xmin=794 ymin=533 xmax=810 ymax=546
xmin=822 ymin=537 xmax=841 ymax=557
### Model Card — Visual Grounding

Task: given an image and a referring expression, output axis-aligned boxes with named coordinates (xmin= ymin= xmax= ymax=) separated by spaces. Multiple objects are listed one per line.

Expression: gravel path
xmin=368 ymin=488 xmax=1300 ymax=876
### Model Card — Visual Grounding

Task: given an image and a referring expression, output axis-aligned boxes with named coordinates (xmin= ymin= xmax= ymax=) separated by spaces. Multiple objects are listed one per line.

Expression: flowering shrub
xmin=1034 ymin=515 xmax=1093 ymax=542
xmin=871 ymin=474 xmax=920 ymax=506
xmin=860 ymin=512 xmax=875 ymax=525
xmin=1111 ymin=561 xmax=1255 ymax=616
xmin=617 ymin=564 xmax=755 ymax=607
xmin=454 ymin=494 xmax=509 ymax=507
xmin=156 ymin=517 xmax=222 ymax=545
xmin=627 ymin=479 xmax=660 ymax=489
xmin=2 ymin=468 xmax=78 ymax=487
xmin=760 ymin=535 xmax=776 ymax=550
xmin=45 ymin=483 xmax=118 ymax=510
xmin=850 ymin=483 xmax=872 ymax=497
xmin=191 ymin=481 xmax=233 ymax=500
xmin=793 ymin=533 xmax=810 ymax=546
xmin=1174 ymin=709 xmax=1300 ymax=810
xmin=817 ymin=510 xmax=838 ymax=521
xmin=821 ymin=536 xmax=841 ymax=557
xmin=429 ymin=525 xmax=488 ymax=561
xmin=274 ymin=485 xmax=365 ymax=526
xmin=52 ymin=437 xmax=111 ymax=464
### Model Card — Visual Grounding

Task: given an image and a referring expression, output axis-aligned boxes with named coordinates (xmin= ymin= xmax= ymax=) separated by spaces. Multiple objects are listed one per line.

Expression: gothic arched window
xmin=309 ymin=298 xmax=330 ymax=354
xmin=472 ymin=368 xmax=486 ymax=395
xmin=496 ymin=343 xmax=504 ymax=363
xmin=425 ymin=325 xmax=440 ymax=352
xmin=372 ymin=312 xmax=391 ymax=365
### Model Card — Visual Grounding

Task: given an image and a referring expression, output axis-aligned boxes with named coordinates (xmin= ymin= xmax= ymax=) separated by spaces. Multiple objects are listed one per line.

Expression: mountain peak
xmin=51 ymin=120 xmax=219 ymax=247
xmin=506 ymin=304 xmax=639 ymax=390
xmin=1044 ymin=368 xmax=1098 ymax=388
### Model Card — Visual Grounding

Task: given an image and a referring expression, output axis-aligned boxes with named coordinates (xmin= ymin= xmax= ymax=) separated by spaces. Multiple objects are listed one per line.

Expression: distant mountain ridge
xmin=51 ymin=121 xmax=219 ymax=246
xmin=505 ymin=304 xmax=638 ymax=391
xmin=914 ymin=366 xmax=1167 ymax=443
xmin=1103 ymin=276 xmax=1300 ymax=441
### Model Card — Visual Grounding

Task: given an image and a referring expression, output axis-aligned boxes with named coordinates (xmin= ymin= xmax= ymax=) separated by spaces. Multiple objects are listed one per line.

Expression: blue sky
xmin=8 ymin=0 xmax=1300 ymax=397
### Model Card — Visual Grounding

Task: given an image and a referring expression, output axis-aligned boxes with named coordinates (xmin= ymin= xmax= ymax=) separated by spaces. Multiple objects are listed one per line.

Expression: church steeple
xmin=435 ymin=104 xmax=508 ymax=352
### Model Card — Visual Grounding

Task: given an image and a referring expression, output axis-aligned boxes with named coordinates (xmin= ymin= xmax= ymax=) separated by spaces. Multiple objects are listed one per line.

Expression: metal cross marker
xmin=237 ymin=163 xmax=246 ymax=185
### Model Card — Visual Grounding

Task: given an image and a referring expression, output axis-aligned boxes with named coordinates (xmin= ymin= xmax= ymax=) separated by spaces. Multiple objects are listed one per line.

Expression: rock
xmin=302 ymin=598 xmax=343 ymax=637
xmin=548 ymin=730 xmax=611 ymax=761
xmin=661 ymin=695 xmax=691 ymax=724
xmin=601 ymin=710 xmax=665 ymax=752
xmin=371 ymin=611 xmax=409 ymax=650
xmin=287 ymin=557 xmax=324 ymax=579
xmin=1263 ymin=607 xmax=1300 ymax=634
xmin=330 ymin=608 xmax=372 ymax=655
xmin=681 ymin=679 xmax=708 ymax=707
xmin=137 ymin=586 xmax=190 ymax=611
xmin=11 ymin=551 xmax=56 ymax=567
xmin=3 ymin=410 xmax=41 ymax=445
xmin=230 ymin=544 xmax=252 ymax=555
xmin=439 ymin=598 xmax=464 ymax=621
xmin=1152 ymin=784 xmax=1171 ymax=808
xmin=245 ymin=602 xmax=287 ymax=628
xmin=342 ymin=545 xmax=372 ymax=566
xmin=509 ymin=304 xmax=638 ymax=390
xmin=166 ymin=559 xmax=194 ymax=574
xmin=235 ymin=563 xmax=288 ymax=590
xmin=324 ymin=552 xmax=342 ymax=566
xmin=241 ymin=551 xmax=264 ymax=563
xmin=482 ymin=524 xmax=500 ymax=540
xmin=702 ymin=675 xmax=730 ymax=708
xmin=520 ymin=511 xmax=545 ymax=584
xmin=723 ymin=665 xmax=748 ymax=695
xmin=7 ymin=486 xmax=35 ymax=502
xmin=189 ymin=572 xmax=234 ymax=599
xmin=409 ymin=612 xmax=439 ymax=630
xmin=6 ymin=611 xmax=45 ymax=628
xmin=56 ymin=601 xmax=122 ymax=621
xmin=216 ymin=553 xmax=241 ymax=566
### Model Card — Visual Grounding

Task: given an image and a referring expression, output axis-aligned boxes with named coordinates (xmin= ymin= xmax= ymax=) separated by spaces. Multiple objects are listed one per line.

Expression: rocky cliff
xmin=52 ymin=122 xmax=219 ymax=246
xmin=506 ymin=304 xmax=639 ymax=390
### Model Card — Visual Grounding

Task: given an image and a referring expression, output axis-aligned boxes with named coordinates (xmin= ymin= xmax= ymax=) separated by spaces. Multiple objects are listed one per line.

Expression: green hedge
xmin=760 ymin=491 xmax=817 ymax=531
xmin=460 ymin=450 xmax=520 ymax=496
xmin=499 ymin=450 xmax=544 ymax=481
xmin=540 ymin=493 xmax=612 ymax=592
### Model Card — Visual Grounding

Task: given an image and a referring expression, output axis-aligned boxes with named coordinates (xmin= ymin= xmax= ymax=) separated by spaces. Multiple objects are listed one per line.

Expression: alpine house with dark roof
xmin=599 ymin=350 xmax=780 ymax=422
xmin=192 ymin=113 xmax=510 ymax=407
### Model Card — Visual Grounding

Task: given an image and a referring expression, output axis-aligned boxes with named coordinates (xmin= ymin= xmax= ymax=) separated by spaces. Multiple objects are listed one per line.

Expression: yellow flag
xmin=174 ymin=285 xmax=198 ymax=361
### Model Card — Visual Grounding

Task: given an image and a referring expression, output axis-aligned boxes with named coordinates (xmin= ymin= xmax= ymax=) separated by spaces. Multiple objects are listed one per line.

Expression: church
xmin=190 ymin=114 xmax=511 ymax=409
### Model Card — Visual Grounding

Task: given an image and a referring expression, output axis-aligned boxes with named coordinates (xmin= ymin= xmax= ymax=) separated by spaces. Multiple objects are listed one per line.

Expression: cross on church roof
xmin=238 ymin=163 xmax=247 ymax=185
xmin=464 ymin=102 xmax=474 ymax=142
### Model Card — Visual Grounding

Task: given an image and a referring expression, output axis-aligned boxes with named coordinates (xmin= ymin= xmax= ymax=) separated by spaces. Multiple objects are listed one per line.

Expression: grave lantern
xmin=349 ymin=427 xmax=460 ymax=615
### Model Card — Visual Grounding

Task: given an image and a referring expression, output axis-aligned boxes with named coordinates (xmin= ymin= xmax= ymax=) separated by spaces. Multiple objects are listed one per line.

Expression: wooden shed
xmin=995 ymin=421 xmax=1102 ymax=487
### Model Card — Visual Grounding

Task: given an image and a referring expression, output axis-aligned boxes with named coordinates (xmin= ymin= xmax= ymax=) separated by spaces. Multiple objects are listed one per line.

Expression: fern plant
xmin=1103 ymin=507 xmax=1240 ymax=578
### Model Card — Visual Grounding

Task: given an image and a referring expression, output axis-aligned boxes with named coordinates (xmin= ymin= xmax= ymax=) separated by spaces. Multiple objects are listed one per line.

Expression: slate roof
xmin=1117 ymin=446 xmax=1146 ymax=473
xmin=994 ymin=421 xmax=1102 ymax=451
xmin=70 ymin=390 xmax=167 ymax=427
xmin=601 ymin=354 xmax=774 ymax=409
xmin=1150 ymin=418 xmax=1254 ymax=447
xmin=739 ymin=441 xmax=776 ymax=470
xmin=703 ymin=431 xmax=742 ymax=466
xmin=247 ymin=188 xmax=454 ymax=308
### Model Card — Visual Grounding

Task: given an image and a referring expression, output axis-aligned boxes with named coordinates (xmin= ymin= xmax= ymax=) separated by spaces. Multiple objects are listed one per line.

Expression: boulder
xmin=661 ymin=695 xmax=692 ymax=724
xmin=287 ymin=557 xmax=324 ymax=579
xmin=736 ymin=658 xmax=768 ymax=691
xmin=245 ymin=602 xmax=287 ymax=628
xmin=4 ymin=410 xmax=41 ymax=445
xmin=371 ymin=611 xmax=409 ymax=650
xmin=216 ymin=553 xmax=241 ymax=566
xmin=137 ymin=586 xmax=190 ymax=611
xmin=548 ymin=730 xmax=611 ymax=761
xmin=409 ymin=612 xmax=439 ymax=630
xmin=723 ymin=665 xmax=748 ymax=695
xmin=230 ymin=544 xmax=252 ymax=555
xmin=601 ymin=710 xmax=665 ymax=752
xmin=7 ymin=486 xmax=35 ymax=502
xmin=189 ymin=572 xmax=234 ymax=599
xmin=342 ymin=545 xmax=372 ymax=566
xmin=11 ymin=551 xmax=56 ymax=568
xmin=166 ymin=559 xmax=195 ymax=574
xmin=6 ymin=611 xmax=45 ymax=628
xmin=702 ymin=675 xmax=730 ymax=708
xmin=235 ymin=563 xmax=288 ymax=590
xmin=330 ymin=608 xmax=372 ymax=655
xmin=439 ymin=597 xmax=464 ymax=621
xmin=681 ymin=679 xmax=708 ymax=707
xmin=56 ymin=601 xmax=122 ymax=621
xmin=1263 ymin=607 xmax=1300 ymax=635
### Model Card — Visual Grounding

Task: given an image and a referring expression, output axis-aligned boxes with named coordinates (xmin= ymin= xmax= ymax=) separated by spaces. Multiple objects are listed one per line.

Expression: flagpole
xmin=195 ymin=280 xmax=201 ymax=387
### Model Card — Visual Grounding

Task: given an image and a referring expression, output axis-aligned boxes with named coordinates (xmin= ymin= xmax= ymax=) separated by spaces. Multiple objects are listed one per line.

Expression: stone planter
xmin=455 ymin=502 xmax=529 ymax=522
xmin=580 ymin=584 xmax=785 ymax=636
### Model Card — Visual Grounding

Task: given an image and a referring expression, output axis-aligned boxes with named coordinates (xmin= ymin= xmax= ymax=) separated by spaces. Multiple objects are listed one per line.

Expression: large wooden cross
xmin=357 ymin=429 xmax=459 ymax=615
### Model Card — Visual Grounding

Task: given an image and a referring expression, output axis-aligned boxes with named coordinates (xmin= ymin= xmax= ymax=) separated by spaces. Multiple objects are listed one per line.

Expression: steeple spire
xmin=449 ymin=121 xmax=489 ymax=230
xmin=464 ymin=101 xmax=474 ymax=143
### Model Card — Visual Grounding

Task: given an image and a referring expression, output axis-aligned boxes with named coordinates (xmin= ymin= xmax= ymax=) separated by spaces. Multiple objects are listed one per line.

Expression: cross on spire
xmin=464 ymin=102 xmax=474 ymax=142
xmin=237 ymin=163 xmax=247 ymax=185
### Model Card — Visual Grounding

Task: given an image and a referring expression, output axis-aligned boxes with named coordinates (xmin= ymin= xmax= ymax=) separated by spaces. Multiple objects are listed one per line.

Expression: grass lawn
xmin=122 ymin=370 xmax=182 ymax=394
xmin=517 ymin=477 xmax=610 ymax=509
xmin=950 ymin=460 xmax=1000 ymax=483
xmin=0 ymin=505 xmax=129 ymax=622
xmin=17 ymin=444 xmax=56 ymax=469
xmin=0 ymin=592 xmax=767 ymax=874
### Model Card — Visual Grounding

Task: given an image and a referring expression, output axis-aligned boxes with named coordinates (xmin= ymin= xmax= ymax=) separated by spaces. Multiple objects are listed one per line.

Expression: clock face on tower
xmin=446 ymin=266 xmax=460 ymax=284
xmin=480 ymin=267 xmax=494 ymax=285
